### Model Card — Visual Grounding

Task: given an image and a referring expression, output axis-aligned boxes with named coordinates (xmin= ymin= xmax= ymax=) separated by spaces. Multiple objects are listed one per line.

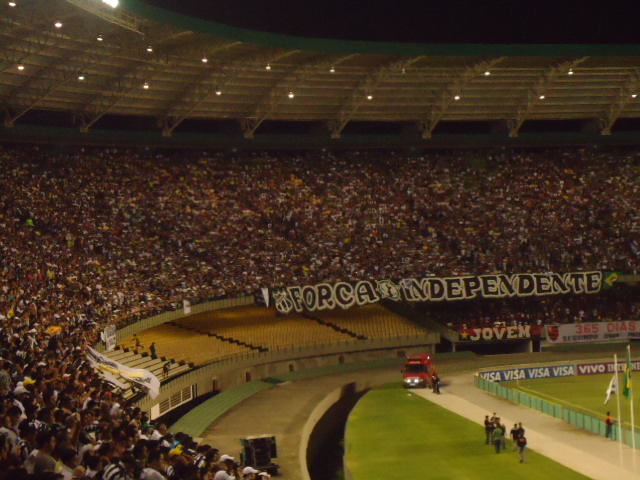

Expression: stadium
xmin=1 ymin=1 xmax=640 ymax=479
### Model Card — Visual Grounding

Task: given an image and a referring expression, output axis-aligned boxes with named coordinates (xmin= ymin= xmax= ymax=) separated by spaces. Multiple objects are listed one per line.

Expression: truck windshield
xmin=405 ymin=364 xmax=426 ymax=373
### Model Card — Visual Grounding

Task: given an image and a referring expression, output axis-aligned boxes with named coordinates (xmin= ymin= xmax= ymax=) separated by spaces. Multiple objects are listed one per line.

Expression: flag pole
xmin=628 ymin=344 xmax=637 ymax=471
xmin=614 ymin=353 xmax=623 ymax=467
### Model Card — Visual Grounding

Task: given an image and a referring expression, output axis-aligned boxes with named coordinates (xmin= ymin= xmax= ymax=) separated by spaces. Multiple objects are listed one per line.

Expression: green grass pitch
xmin=345 ymin=384 xmax=591 ymax=480
xmin=502 ymin=374 xmax=637 ymax=429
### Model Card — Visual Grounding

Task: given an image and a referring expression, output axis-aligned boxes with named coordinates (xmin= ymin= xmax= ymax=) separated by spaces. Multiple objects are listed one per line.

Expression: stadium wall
xmin=6 ymin=124 xmax=640 ymax=149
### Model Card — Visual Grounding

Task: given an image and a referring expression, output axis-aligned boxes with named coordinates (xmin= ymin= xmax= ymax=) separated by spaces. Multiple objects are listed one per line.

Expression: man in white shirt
xmin=141 ymin=450 xmax=167 ymax=480
xmin=214 ymin=454 xmax=238 ymax=480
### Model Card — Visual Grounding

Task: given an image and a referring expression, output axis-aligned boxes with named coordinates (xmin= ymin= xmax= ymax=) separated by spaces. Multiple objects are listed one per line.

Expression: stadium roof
xmin=2 ymin=0 xmax=640 ymax=143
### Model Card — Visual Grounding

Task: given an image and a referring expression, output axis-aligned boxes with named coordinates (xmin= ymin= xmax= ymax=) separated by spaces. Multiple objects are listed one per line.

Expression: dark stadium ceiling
xmin=1 ymin=0 xmax=640 ymax=139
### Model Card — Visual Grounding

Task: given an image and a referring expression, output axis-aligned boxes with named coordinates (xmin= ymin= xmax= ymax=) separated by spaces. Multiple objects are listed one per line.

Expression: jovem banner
xmin=267 ymin=271 xmax=602 ymax=314
xmin=458 ymin=325 xmax=542 ymax=341
xmin=546 ymin=321 xmax=640 ymax=344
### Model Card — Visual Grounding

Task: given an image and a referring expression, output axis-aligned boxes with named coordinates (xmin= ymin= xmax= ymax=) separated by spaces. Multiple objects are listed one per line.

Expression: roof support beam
xmin=75 ymin=57 xmax=167 ymax=131
xmin=156 ymin=40 xmax=246 ymax=114
xmin=4 ymin=75 xmax=72 ymax=126
xmin=241 ymin=53 xmax=356 ymax=139
xmin=329 ymin=56 xmax=425 ymax=139
xmin=0 ymin=32 xmax=64 ymax=73
xmin=161 ymin=49 xmax=298 ymax=136
xmin=507 ymin=57 xmax=589 ymax=137
xmin=600 ymin=68 xmax=640 ymax=135
xmin=420 ymin=57 xmax=505 ymax=139
xmin=78 ymin=66 xmax=159 ymax=132
xmin=2 ymin=48 xmax=95 ymax=125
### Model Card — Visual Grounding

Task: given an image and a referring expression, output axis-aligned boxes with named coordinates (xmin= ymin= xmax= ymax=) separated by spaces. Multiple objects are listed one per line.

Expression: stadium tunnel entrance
xmin=306 ymin=383 xmax=368 ymax=480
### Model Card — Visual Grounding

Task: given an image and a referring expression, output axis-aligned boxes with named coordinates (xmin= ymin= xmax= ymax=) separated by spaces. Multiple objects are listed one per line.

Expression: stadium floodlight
xmin=63 ymin=0 xmax=141 ymax=34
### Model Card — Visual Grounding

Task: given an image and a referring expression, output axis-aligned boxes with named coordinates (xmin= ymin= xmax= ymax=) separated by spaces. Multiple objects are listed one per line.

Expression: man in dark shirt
xmin=510 ymin=423 xmax=520 ymax=451
xmin=484 ymin=415 xmax=493 ymax=445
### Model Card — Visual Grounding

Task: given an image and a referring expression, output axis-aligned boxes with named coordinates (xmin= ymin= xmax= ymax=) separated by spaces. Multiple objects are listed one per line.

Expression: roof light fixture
xmin=97 ymin=34 xmax=103 ymax=41
xmin=401 ymin=68 xmax=406 ymax=75
xmin=146 ymin=45 xmax=153 ymax=53
xmin=366 ymin=94 xmax=373 ymax=100
xmin=539 ymin=95 xmax=545 ymax=100
xmin=329 ymin=66 xmax=335 ymax=73
xmin=484 ymin=71 xmax=491 ymax=76
xmin=288 ymin=91 xmax=294 ymax=99
xmin=215 ymin=87 xmax=222 ymax=96
xmin=143 ymin=82 xmax=149 ymax=89
xmin=265 ymin=63 xmax=271 ymax=71
xmin=78 ymin=74 xmax=85 ymax=81
xmin=54 ymin=21 xmax=62 ymax=28
xmin=454 ymin=95 xmax=460 ymax=101
xmin=17 ymin=64 xmax=24 ymax=70
xmin=632 ymin=94 xmax=637 ymax=98
xmin=568 ymin=69 xmax=574 ymax=75
xmin=101 ymin=0 xmax=119 ymax=7
xmin=9 ymin=1 xmax=17 ymax=6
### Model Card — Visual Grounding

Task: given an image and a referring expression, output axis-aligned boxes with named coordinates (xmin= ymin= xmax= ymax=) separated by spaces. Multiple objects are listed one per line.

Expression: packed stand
xmin=0 ymin=145 xmax=639 ymax=478
xmin=1 ymin=145 xmax=638 ymax=330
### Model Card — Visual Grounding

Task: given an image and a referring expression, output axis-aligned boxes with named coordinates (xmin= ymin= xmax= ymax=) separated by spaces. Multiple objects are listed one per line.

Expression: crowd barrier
xmin=474 ymin=374 xmax=640 ymax=448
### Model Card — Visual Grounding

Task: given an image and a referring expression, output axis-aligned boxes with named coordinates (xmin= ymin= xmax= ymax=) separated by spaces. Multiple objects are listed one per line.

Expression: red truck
xmin=402 ymin=353 xmax=436 ymax=389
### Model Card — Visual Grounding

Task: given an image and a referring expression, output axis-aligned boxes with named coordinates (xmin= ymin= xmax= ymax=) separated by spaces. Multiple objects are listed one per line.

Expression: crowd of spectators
xmin=1 ymin=145 xmax=638 ymax=327
xmin=0 ymin=144 xmax=639 ymax=478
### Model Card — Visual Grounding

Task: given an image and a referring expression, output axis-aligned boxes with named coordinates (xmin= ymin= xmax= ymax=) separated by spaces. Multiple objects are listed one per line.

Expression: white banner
xmin=545 ymin=320 xmax=640 ymax=344
xmin=86 ymin=347 xmax=160 ymax=399
xmin=103 ymin=325 xmax=117 ymax=352
xmin=269 ymin=271 xmax=603 ymax=314
xmin=183 ymin=299 xmax=191 ymax=314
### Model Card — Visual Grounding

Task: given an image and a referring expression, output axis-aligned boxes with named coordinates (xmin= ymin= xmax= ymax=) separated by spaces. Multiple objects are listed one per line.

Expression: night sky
xmin=144 ymin=0 xmax=640 ymax=44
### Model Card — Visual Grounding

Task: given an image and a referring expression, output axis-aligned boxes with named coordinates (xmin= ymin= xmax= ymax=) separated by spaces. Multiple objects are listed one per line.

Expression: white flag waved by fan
xmin=605 ymin=374 xmax=618 ymax=405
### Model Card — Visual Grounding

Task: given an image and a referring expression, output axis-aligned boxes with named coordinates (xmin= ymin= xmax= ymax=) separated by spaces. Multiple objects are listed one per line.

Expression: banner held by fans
xmin=268 ymin=271 xmax=603 ymax=314
xmin=86 ymin=347 xmax=160 ymax=399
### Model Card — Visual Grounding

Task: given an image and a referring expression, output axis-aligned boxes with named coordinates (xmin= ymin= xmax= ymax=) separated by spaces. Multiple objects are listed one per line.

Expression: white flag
xmin=605 ymin=374 xmax=618 ymax=404
xmin=87 ymin=347 xmax=160 ymax=399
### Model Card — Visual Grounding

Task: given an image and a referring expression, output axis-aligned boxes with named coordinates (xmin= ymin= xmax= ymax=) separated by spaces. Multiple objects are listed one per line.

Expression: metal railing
xmin=474 ymin=374 xmax=640 ymax=447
